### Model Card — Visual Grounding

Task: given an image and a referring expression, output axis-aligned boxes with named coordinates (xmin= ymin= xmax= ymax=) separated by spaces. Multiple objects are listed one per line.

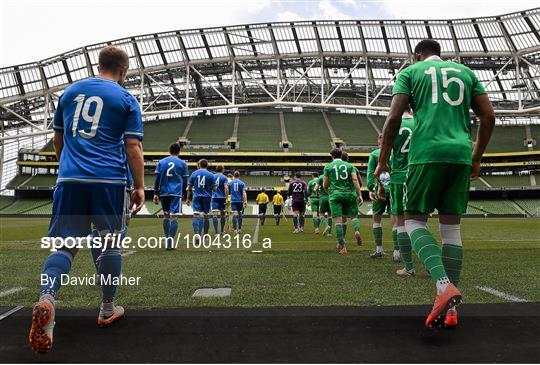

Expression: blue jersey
xmin=53 ymin=77 xmax=143 ymax=185
xmin=212 ymin=173 xmax=228 ymax=199
xmin=188 ymin=169 xmax=215 ymax=198
xmin=228 ymin=178 xmax=245 ymax=202
xmin=154 ymin=156 xmax=189 ymax=197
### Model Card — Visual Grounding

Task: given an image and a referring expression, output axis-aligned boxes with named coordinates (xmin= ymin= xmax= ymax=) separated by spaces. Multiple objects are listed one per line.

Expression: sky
xmin=0 ymin=0 xmax=538 ymax=67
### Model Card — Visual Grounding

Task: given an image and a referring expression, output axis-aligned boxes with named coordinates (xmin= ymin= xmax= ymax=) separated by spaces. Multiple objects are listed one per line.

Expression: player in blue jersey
xmin=228 ymin=171 xmax=247 ymax=233
xmin=186 ymin=159 xmax=216 ymax=236
xmin=29 ymin=47 xmax=145 ymax=354
xmin=153 ymin=143 xmax=189 ymax=249
xmin=211 ymin=165 xmax=229 ymax=235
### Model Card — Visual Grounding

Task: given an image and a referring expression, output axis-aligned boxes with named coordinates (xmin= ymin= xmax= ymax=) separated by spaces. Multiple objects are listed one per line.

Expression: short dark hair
xmin=312 ymin=172 xmax=319 ymax=178
xmin=261 ymin=188 xmax=266 ymax=193
xmin=330 ymin=148 xmax=342 ymax=159
xmin=98 ymin=46 xmax=129 ymax=73
xmin=169 ymin=143 xmax=181 ymax=155
xmin=234 ymin=170 xmax=240 ymax=178
xmin=414 ymin=39 xmax=441 ymax=57
xmin=216 ymin=165 xmax=224 ymax=173
xmin=294 ymin=172 xmax=301 ymax=178
xmin=228 ymin=173 xmax=233 ymax=178
xmin=342 ymin=151 xmax=349 ymax=161
xmin=198 ymin=159 xmax=209 ymax=169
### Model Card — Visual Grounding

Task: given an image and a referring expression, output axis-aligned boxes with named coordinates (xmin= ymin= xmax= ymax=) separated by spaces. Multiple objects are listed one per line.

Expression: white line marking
xmin=253 ymin=218 xmax=260 ymax=244
xmin=0 ymin=305 xmax=24 ymax=321
xmin=251 ymin=250 xmax=262 ymax=253
xmin=121 ymin=250 xmax=136 ymax=257
xmin=0 ymin=287 xmax=25 ymax=298
xmin=476 ymin=286 xmax=528 ymax=302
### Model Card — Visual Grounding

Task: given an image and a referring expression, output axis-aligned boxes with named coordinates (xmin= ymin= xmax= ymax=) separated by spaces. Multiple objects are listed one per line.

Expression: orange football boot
xmin=444 ymin=307 xmax=458 ymax=328
xmin=29 ymin=300 xmax=55 ymax=354
xmin=425 ymin=283 xmax=462 ymax=328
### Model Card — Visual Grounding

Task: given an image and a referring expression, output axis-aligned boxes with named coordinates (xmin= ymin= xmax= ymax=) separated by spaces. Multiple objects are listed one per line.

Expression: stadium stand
xmin=237 ymin=114 xmax=282 ymax=151
xmin=483 ymin=174 xmax=533 ymax=187
xmin=531 ymin=126 xmax=540 ymax=150
xmin=469 ymin=178 xmax=488 ymax=189
xmin=185 ymin=114 xmax=235 ymax=149
xmin=328 ymin=114 xmax=379 ymax=148
xmin=485 ymin=126 xmax=527 ymax=153
xmin=24 ymin=174 xmax=56 ymax=188
xmin=283 ymin=113 xmax=331 ymax=152
xmin=0 ymin=195 xmax=15 ymax=210
xmin=142 ymin=118 xmax=190 ymax=151
xmin=466 ymin=200 xmax=521 ymax=215
xmin=0 ymin=199 xmax=53 ymax=215
xmin=242 ymin=175 xmax=283 ymax=187
xmin=6 ymin=174 xmax=31 ymax=189
xmin=513 ymin=199 xmax=540 ymax=216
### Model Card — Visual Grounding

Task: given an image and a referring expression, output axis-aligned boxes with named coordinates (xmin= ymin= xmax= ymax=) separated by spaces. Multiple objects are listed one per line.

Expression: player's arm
xmin=153 ymin=165 xmax=161 ymax=204
xmin=186 ymin=184 xmax=193 ymax=205
xmin=53 ymin=132 xmax=64 ymax=161
xmin=470 ymin=93 xmax=495 ymax=180
xmin=376 ymin=93 xmax=410 ymax=180
xmin=224 ymin=182 xmax=229 ymax=196
xmin=52 ymin=96 xmax=64 ymax=161
xmin=125 ymin=137 xmax=145 ymax=214
xmin=351 ymin=172 xmax=363 ymax=205
xmin=322 ymin=175 xmax=329 ymax=191
xmin=242 ymin=189 xmax=247 ymax=209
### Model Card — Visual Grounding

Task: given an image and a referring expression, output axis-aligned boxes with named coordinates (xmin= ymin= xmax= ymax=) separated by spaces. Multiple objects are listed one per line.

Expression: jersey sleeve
xmin=188 ymin=173 xmax=195 ymax=187
xmin=53 ymin=96 xmax=64 ymax=133
xmin=392 ymin=68 xmax=411 ymax=96
xmin=323 ymin=165 xmax=330 ymax=177
xmin=366 ymin=154 xmax=377 ymax=191
xmin=124 ymin=95 xmax=144 ymax=140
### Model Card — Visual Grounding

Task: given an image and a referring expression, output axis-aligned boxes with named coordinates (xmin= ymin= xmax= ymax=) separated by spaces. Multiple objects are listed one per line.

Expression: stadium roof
xmin=0 ymin=7 xmax=539 ymax=137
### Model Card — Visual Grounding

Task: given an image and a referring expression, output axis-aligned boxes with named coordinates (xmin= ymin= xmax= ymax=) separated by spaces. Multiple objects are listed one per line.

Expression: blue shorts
xmin=211 ymin=197 xmax=226 ymax=212
xmin=161 ymin=196 xmax=182 ymax=215
xmin=192 ymin=196 xmax=211 ymax=215
xmin=48 ymin=183 xmax=128 ymax=238
xmin=231 ymin=202 xmax=244 ymax=213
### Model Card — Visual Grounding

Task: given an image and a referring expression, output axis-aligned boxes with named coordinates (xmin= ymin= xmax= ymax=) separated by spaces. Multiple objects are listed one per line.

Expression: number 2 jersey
xmin=53 ymin=77 xmax=143 ymax=185
xmin=154 ymin=156 xmax=189 ymax=196
xmin=390 ymin=116 xmax=415 ymax=184
xmin=392 ymin=56 xmax=485 ymax=166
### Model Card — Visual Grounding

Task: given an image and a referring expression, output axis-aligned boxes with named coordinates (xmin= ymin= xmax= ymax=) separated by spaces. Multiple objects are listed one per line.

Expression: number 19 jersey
xmin=323 ymin=159 xmax=355 ymax=194
xmin=392 ymin=56 xmax=485 ymax=166
xmin=53 ymin=77 xmax=143 ymax=185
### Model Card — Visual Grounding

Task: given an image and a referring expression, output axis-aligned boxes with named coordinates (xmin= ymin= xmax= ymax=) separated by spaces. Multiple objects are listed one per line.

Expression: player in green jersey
xmin=316 ymin=174 xmax=333 ymax=236
xmin=341 ymin=151 xmax=363 ymax=245
xmin=323 ymin=148 xmax=363 ymax=255
xmin=307 ymin=172 xmax=321 ymax=234
xmin=375 ymin=40 xmax=495 ymax=328
xmin=367 ymin=135 xmax=394 ymax=259
xmin=381 ymin=105 xmax=416 ymax=277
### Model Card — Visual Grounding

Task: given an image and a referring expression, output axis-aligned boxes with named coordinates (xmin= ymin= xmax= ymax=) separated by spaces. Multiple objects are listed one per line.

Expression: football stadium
xmin=0 ymin=4 xmax=539 ymax=363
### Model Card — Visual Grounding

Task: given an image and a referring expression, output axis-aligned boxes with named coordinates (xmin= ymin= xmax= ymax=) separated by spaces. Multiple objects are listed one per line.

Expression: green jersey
xmin=307 ymin=178 xmax=319 ymax=199
xmin=317 ymin=175 xmax=328 ymax=197
xmin=392 ymin=56 xmax=485 ymax=166
xmin=390 ymin=116 xmax=415 ymax=184
xmin=323 ymin=159 xmax=355 ymax=194
xmin=367 ymin=149 xmax=380 ymax=192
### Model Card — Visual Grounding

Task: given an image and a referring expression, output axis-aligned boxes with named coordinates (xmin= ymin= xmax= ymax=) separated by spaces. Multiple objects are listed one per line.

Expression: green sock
xmin=336 ymin=223 xmax=346 ymax=247
xmin=343 ymin=223 xmax=347 ymax=237
xmin=320 ymin=216 xmax=328 ymax=229
xmin=352 ymin=218 xmax=361 ymax=232
xmin=373 ymin=225 xmax=383 ymax=247
xmin=328 ymin=217 xmax=333 ymax=233
xmin=392 ymin=228 xmax=399 ymax=251
xmin=397 ymin=231 xmax=414 ymax=271
xmin=442 ymin=244 xmax=463 ymax=285
xmin=409 ymin=228 xmax=447 ymax=284
xmin=313 ymin=217 xmax=320 ymax=228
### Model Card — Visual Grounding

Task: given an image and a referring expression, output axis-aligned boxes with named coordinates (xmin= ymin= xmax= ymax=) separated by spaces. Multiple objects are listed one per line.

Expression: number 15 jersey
xmin=53 ymin=77 xmax=143 ymax=185
xmin=392 ymin=56 xmax=485 ymax=166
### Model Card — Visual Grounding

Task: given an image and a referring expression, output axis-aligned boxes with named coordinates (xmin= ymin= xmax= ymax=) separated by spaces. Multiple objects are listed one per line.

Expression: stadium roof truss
xmin=0 ymin=8 xmax=540 ymax=141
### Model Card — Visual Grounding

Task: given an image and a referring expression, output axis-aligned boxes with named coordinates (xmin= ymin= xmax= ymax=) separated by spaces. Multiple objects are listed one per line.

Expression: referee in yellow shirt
xmin=256 ymin=189 xmax=270 ymax=225
xmin=272 ymin=190 xmax=284 ymax=226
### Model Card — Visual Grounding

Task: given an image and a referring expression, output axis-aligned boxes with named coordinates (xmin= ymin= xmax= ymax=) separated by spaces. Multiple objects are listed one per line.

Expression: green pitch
xmin=0 ymin=217 xmax=538 ymax=308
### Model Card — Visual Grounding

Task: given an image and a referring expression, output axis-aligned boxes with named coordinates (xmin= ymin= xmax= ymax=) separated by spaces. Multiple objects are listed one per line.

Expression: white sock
xmin=436 ymin=277 xmax=451 ymax=294
xmin=39 ymin=293 xmax=55 ymax=305
xmin=101 ymin=301 xmax=114 ymax=316
xmin=376 ymin=246 xmax=383 ymax=253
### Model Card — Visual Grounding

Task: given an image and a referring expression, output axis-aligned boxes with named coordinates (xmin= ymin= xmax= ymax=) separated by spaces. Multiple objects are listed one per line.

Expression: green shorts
xmin=405 ymin=163 xmax=471 ymax=215
xmin=389 ymin=183 xmax=405 ymax=216
xmin=319 ymin=196 xmax=331 ymax=214
xmin=329 ymin=191 xmax=357 ymax=218
xmin=372 ymin=188 xmax=390 ymax=216
xmin=310 ymin=198 xmax=319 ymax=213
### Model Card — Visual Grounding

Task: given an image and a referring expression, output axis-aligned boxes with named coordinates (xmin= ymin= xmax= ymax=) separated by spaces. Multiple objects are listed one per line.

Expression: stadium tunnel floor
xmin=1 ymin=303 xmax=539 ymax=363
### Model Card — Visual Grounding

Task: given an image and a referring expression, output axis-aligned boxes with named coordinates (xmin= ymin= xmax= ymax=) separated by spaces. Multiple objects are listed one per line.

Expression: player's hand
xmin=152 ymin=195 xmax=159 ymax=205
xmin=357 ymin=194 xmax=363 ymax=206
xmin=243 ymin=201 xmax=247 ymax=209
xmin=369 ymin=191 xmax=376 ymax=202
xmin=373 ymin=162 xmax=387 ymax=181
xmin=471 ymin=158 xmax=481 ymax=181
xmin=377 ymin=184 xmax=386 ymax=201
xmin=130 ymin=188 xmax=145 ymax=215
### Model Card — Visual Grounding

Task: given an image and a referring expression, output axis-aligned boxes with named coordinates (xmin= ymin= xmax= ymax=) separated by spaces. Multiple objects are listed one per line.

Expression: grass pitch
xmin=0 ymin=216 xmax=538 ymax=308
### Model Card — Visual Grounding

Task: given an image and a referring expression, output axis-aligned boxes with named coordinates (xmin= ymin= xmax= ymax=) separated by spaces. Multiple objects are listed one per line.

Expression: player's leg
xmin=160 ymin=196 xmax=171 ymax=238
xmin=91 ymin=185 xmax=128 ymax=327
xmin=391 ymin=214 xmax=401 ymax=262
xmin=330 ymin=194 xmax=346 ymax=252
xmin=292 ymin=203 xmax=300 ymax=233
xmin=299 ymin=203 xmax=306 ymax=231
xmin=391 ymin=182 xmax=414 ymax=276
xmin=167 ymin=197 xmax=180 ymax=249
xmin=404 ymin=164 xmax=461 ymax=328
xmin=311 ymin=199 xmax=320 ymax=234
xmin=191 ymin=198 xmax=203 ymax=236
xmin=274 ymin=205 xmax=281 ymax=225
xmin=348 ymin=194 xmax=362 ymax=245
xmin=202 ymin=198 xmax=212 ymax=235
xmin=370 ymin=210 xmax=384 ymax=258
xmin=211 ymin=198 xmax=220 ymax=234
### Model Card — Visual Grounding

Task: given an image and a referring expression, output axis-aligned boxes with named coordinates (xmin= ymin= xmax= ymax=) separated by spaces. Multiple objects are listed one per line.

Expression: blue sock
xmin=192 ymin=216 xmax=200 ymax=234
xmin=97 ymin=249 xmax=122 ymax=302
xmin=220 ymin=214 xmax=226 ymax=232
xmin=212 ymin=215 xmax=219 ymax=233
xmin=163 ymin=219 xmax=170 ymax=237
xmin=232 ymin=215 xmax=238 ymax=230
xmin=169 ymin=219 xmax=178 ymax=238
xmin=238 ymin=215 xmax=243 ymax=229
xmin=40 ymin=251 xmax=73 ymax=298
xmin=203 ymin=218 xmax=210 ymax=234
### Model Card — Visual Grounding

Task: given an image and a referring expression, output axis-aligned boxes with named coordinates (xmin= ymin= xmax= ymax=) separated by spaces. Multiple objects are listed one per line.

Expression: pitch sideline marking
xmin=0 ymin=287 xmax=25 ymax=298
xmin=476 ymin=285 xmax=528 ymax=302
xmin=0 ymin=305 xmax=24 ymax=321
xmin=121 ymin=250 xmax=136 ymax=257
